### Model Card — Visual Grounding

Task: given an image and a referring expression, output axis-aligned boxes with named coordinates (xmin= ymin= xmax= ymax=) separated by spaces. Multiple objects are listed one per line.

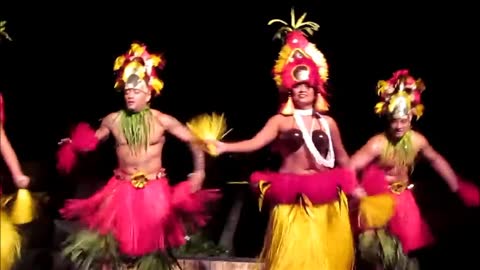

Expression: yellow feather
xmin=150 ymin=78 xmax=164 ymax=94
xmin=187 ymin=113 xmax=232 ymax=156
xmin=113 ymin=55 xmax=125 ymax=71
xmin=374 ymin=102 xmax=385 ymax=114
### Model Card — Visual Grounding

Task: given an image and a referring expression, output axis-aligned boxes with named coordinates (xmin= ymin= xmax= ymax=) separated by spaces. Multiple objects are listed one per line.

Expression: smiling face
xmin=388 ymin=112 xmax=412 ymax=139
xmin=291 ymin=83 xmax=315 ymax=109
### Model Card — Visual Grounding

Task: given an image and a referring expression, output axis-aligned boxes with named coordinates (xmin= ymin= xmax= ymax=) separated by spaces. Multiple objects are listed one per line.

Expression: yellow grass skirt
xmin=259 ymin=191 xmax=354 ymax=270
xmin=0 ymin=209 xmax=21 ymax=270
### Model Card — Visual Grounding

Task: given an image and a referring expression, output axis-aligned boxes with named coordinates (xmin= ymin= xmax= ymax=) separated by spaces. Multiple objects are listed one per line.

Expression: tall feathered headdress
xmin=113 ymin=42 xmax=165 ymax=96
xmin=268 ymin=9 xmax=329 ymax=115
xmin=374 ymin=69 xmax=426 ymax=119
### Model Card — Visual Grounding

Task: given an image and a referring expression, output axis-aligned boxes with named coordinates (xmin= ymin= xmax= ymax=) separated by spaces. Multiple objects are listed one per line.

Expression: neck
xmin=120 ymin=108 xmax=152 ymax=154
xmin=294 ymin=108 xmax=313 ymax=116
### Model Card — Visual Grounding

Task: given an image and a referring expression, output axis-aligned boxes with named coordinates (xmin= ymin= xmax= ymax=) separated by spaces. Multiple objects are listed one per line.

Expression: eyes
xmin=124 ymin=88 xmax=142 ymax=95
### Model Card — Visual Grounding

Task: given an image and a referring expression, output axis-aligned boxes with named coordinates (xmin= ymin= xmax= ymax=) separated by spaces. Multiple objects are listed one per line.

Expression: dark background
xmin=1 ymin=0 xmax=479 ymax=269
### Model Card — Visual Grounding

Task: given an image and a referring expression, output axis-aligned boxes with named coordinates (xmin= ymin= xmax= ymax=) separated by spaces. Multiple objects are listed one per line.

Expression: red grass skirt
xmin=60 ymin=176 xmax=221 ymax=256
xmin=359 ymin=165 xmax=434 ymax=253
xmin=250 ymin=168 xmax=357 ymax=207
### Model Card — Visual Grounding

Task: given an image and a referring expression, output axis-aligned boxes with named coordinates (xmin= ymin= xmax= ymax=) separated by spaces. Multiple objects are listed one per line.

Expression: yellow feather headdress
xmin=374 ymin=69 xmax=426 ymax=120
xmin=113 ymin=42 xmax=166 ymax=96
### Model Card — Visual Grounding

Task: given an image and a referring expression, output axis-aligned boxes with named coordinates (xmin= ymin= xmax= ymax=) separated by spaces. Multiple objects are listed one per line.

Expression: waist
xmin=388 ymin=180 xmax=414 ymax=194
xmin=114 ymin=168 xmax=167 ymax=181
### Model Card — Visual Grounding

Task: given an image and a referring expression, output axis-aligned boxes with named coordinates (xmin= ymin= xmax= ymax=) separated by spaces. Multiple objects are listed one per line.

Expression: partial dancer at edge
xmin=350 ymin=69 xmax=480 ymax=269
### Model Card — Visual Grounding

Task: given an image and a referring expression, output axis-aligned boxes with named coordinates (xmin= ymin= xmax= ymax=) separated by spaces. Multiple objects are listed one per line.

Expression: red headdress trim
xmin=268 ymin=9 xmax=330 ymax=113
xmin=269 ymin=9 xmax=329 ymax=93
xmin=113 ymin=42 xmax=166 ymax=96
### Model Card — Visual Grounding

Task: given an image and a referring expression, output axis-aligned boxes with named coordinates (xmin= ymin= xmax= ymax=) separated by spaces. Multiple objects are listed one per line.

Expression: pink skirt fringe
xmin=250 ymin=168 xmax=358 ymax=206
xmin=60 ymin=176 xmax=221 ymax=256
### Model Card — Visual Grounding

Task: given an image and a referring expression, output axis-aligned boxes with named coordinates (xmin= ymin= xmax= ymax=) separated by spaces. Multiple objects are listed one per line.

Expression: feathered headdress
xmin=374 ymin=69 xmax=426 ymax=119
xmin=268 ymin=9 xmax=329 ymax=115
xmin=113 ymin=42 xmax=165 ymax=96
xmin=0 ymin=20 xmax=12 ymax=42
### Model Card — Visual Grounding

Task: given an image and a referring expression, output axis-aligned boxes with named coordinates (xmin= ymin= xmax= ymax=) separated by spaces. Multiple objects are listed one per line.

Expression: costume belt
xmin=388 ymin=180 xmax=414 ymax=194
xmin=114 ymin=168 xmax=166 ymax=189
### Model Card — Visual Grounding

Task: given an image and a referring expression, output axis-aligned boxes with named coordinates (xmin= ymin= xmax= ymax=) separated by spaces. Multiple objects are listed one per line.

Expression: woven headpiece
xmin=374 ymin=69 xmax=426 ymax=119
xmin=113 ymin=42 xmax=165 ymax=96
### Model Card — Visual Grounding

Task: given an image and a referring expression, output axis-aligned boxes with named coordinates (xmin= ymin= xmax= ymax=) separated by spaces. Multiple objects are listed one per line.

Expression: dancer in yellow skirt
xmin=0 ymin=92 xmax=31 ymax=270
xmin=1 ymin=21 xmax=40 ymax=270
xmin=209 ymin=9 xmax=364 ymax=270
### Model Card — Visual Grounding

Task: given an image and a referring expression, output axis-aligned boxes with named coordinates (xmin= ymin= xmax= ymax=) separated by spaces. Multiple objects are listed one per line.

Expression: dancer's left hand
xmin=13 ymin=174 xmax=30 ymax=188
xmin=188 ymin=171 xmax=205 ymax=192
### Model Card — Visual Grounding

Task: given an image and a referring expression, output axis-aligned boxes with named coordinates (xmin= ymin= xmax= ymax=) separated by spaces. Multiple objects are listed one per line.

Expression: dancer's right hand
xmin=13 ymin=174 xmax=30 ymax=188
xmin=58 ymin=137 xmax=72 ymax=145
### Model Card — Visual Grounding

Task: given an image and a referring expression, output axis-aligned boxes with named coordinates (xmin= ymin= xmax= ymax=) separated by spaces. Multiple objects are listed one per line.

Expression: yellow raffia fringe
xmin=1 ymin=210 xmax=21 ymax=270
xmin=1 ymin=189 xmax=46 ymax=225
xmin=258 ymin=192 xmax=354 ymax=270
xmin=358 ymin=194 xmax=395 ymax=229
xmin=186 ymin=113 xmax=232 ymax=156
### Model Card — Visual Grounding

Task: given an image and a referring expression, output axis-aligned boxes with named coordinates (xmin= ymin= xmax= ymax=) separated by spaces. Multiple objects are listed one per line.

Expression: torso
xmin=376 ymin=131 xmax=420 ymax=184
xmin=107 ymin=109 xmax=166 ymax=175
xmin=273 ymin=113 xmax=333 ymax=174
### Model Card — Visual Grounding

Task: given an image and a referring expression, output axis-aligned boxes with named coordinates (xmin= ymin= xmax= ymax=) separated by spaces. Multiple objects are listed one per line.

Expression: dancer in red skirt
xmin=350 ymin=69 xmax=480 ymax=269
xmin=57 ymin=42 xmax=221 ymax=269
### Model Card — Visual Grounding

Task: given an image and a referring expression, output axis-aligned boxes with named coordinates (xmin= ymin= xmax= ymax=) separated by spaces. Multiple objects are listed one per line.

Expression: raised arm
xmin=325 ymin=116 xmax=350 ymax=167
xmin=220 ymin=115 xmax=281 ymax=153
xmin=416 ymin=132 xmax=458 ymax=191
xmin=0 ymin=126 xmax=29 ymax=187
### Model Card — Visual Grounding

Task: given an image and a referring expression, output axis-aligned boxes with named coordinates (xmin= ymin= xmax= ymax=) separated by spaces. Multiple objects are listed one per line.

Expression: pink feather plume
xmin=56 ymin=122 xmax=99 ymax=174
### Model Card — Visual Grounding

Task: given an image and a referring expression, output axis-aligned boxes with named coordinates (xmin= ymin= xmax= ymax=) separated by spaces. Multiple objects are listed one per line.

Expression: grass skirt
xmin=250 ymin=169 xmax=355 ymax=270
xmin=60 ymin=175 xmax=221 ymax=259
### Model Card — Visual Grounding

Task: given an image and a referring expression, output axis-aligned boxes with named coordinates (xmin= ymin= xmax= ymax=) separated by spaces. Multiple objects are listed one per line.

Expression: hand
xmin=58 ymin=137 xmax=72 ymax=145
xmin=188 ymin=171 xmax=205 ymax=192
xmin=352 ymin=186 xmax=367 ymax=199
xmin=204 ymin=140 xmax=227 ymax=156
xmin=13 ymin=174 xmax=30 ymax=189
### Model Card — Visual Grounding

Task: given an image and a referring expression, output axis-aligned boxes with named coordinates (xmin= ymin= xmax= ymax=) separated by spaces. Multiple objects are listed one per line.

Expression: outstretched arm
xmin=325 ymin=116 xmax=349 ymax=167
xmin=221 ymin=115 xmax=281 ymax=153
xmin=417 ymin=134 xmax=458 ymax=191
xmin=0 ymin=126 xmax=29 ymax=187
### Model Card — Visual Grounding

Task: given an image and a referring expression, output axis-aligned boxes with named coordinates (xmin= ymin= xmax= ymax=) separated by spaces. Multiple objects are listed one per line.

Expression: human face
xmin=388 ymin=114 xmax=412 ymax=139
xmin=291 ymin=83 xmax=315 ymax=109
xmin=124 ymin=84 xmax=151 ymax=112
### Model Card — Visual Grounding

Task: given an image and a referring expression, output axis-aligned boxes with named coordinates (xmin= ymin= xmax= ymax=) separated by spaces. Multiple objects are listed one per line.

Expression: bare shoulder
xmin=364 ymin=133 xmax=386 ymax=153
xmin=154 ymin=110 xmax=182 ymax=128
xmin=410 ymin=130 xmax=429 ymax=148
xmin=101 ymin=111 xmax=120 ymax=127
xmin=321 ymin=115 xmax=339 ymax=128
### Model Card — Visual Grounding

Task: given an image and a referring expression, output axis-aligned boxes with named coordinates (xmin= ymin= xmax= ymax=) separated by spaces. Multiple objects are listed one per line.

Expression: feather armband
xmin=56 ymin=122 xmax=99 ymax=174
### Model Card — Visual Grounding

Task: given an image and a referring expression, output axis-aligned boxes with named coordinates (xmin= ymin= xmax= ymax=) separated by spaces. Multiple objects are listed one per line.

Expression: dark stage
xmin=1 ymin=0 xmax=479 ymax=269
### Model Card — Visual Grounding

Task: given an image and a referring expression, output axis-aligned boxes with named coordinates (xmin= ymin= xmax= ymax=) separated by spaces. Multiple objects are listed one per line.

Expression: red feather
xmin=457 ymin=178 xmax=480 ymax=207
xmin=56 ymin=122 xmax=99 ymax=174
